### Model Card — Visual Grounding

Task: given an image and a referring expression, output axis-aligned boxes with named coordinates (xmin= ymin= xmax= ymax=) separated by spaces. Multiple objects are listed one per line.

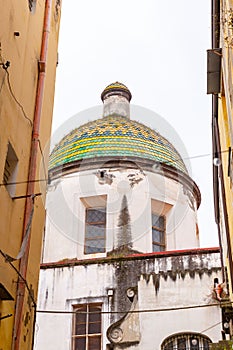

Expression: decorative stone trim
xmin=107 ymin=293 xmax=140 ymax=347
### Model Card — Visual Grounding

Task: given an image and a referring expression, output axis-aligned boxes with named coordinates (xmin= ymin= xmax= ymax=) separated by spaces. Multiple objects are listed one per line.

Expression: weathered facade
xmin=37 ymin=250 xmax=222 ymax=349
xmin=35 ymin=83 xmax=223 ymax=349
xmin=209 ymin=0 xmax=233 ymax=333
xmin=0 ymin=1 xmax=61 ymax=349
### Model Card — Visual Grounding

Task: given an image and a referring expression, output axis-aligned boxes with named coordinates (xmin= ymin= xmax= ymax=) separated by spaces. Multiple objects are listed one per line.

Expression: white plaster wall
xmin=137 ymin=273 xmax=221 ymax=349
xmin=35 ymin=264 xmax=115 ymax=350
xmin=138 ymin=307 xmax=221 ymax=350
xmin=35 ymin=253 xmax=222 ymax=350
xmin=102 ymin=95 xmax=130 ymax=118
xmin=43 ymin=168 xmax=199 ymax=263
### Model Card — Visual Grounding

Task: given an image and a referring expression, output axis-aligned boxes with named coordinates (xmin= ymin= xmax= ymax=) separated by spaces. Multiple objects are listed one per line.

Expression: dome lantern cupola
xmin=101 ymin=82 xmax=132 ymax=119
xmin=49 ymin=83 xmax=201 ymax=209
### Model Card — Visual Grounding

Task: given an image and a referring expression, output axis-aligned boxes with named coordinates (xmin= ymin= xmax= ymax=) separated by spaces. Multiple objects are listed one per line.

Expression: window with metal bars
xmin=161 ymin=333 xmax=211 ymax=350
xmin=85 ymin=208 xmax=106 ymax=254
xmin=72 ymin=303 xmax=102 ymax=350
xmin=28 ymin=0 xmax=36 ymax=11
xmin=3 ymin=142 xmax=18 ymax=197
xmin=152 ymin=213 xmax=165 ymax=252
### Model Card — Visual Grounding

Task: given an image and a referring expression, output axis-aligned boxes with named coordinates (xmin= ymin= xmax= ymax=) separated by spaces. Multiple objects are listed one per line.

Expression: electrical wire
xmin=0 ymin=62 xmax=230 ymax=191
xmin=38 ymin=139 xmax=48 ymax=185
xmin=0 ymin=249 xmax=37 ymax=308
xmin=200 ymin=320 xmax=222 ymax=333
xmin=5 ymin=68 xmax=33 ymax=126
xmin=0 ymin=147 xmax=230 ymax=188
xmin=0 ymin=314 xmax=13 ymax=321
xmin=183 ymin=149 xmax=229 ymax=161
xmin=0 ymin=63 xmax=33 ymax=127
xmin=35 ymin=304 xmax=224 ymax=337
xmin=0 ymin=68 xmax=7 ymax=94
xmin=34 ymin=306 xmax=223 ymax=348
xmin=164 ymin=148 xmax=229 ymax=168
xmin=36 ymin=301 xmax=226 ymax=315
xmin=0 ymin=178 xmax=48 ymax=187
xmin=34 ymin=308 xmax=223 ymax=348
xmin=0 ymin=62 xmax=47 ymax=184
xmin=1 ymin=236 xmax=222 ymax=328
xmin=0 ymin=45 xmax=224 ymax=344
xmin=15 ymin=196 xmax=35 ymax=260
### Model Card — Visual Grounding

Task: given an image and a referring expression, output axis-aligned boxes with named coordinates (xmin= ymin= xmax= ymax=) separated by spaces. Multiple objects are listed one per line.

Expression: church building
xmin=35 ymin=83 xmax=223 ymax=349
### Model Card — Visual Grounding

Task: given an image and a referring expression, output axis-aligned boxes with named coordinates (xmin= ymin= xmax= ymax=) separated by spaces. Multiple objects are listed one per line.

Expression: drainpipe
xmin=211 ymin=0 xmax=226 ymax=283
xmin=213 ymin=111 xmax=233 ymax=291
xmin=212 ymin=99 xmax=226 ymax=283
xmin=12 ymin=1 xmax=52 ymax=349
xmin=211 ymin=0 xmax=233 ymax=291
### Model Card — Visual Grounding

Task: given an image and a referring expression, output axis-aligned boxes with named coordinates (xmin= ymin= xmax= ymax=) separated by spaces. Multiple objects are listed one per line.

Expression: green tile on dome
xmin=49 ymin=116 xmax=187 ymax=174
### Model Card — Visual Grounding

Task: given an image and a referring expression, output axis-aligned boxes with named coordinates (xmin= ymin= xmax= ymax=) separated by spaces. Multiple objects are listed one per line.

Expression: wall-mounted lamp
xmin=213 ymin=157 xmax=221 ymax=167
xmin=191 ymin=338 xmax=198 ymax=346
xmin=107 ymin=289 xmax=114 ymax=297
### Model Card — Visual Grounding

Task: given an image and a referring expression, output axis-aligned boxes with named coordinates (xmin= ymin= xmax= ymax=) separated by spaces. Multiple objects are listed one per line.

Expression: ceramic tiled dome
xmin=49 ymin=115 xmax=187 ymax=174
xmin=101 ymin=81 xmax=132 ymax=101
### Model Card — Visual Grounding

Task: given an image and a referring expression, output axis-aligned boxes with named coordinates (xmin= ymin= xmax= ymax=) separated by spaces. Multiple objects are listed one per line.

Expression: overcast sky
xmin=52 ymin=0 xmax=218 ymax=247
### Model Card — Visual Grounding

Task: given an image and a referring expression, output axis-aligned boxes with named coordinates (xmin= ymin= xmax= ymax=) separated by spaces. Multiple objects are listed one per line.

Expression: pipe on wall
xmin=213 ymin=112 xmax=233 ymax=291
xmin=12 ymin=1 xmax=52 ymax=349
xmin=211 ymin=0 xmax=233 ymax=291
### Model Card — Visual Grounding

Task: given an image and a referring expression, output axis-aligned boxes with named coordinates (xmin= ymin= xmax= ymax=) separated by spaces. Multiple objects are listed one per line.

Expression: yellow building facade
xmin=217 ymin=0 xmax=233 ymax=297
xmin=0 ymin=1 xmax=61 ymax=349
xmin=211 ymin=0 xmax=233 ymax=331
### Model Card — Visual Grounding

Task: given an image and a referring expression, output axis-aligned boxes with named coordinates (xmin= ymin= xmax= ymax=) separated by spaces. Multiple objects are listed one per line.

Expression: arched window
xmin=161 ymin=332 xmax=212 ymax=350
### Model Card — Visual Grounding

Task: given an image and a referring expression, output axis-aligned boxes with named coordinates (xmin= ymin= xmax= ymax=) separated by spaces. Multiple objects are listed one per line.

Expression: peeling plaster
xmin=36 ymin=251 xmax=222 ymax=350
